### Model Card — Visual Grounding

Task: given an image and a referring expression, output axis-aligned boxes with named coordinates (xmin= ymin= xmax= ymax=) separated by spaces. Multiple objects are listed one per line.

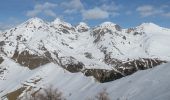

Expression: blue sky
xmin=0 ymin=0 xmax=170 ymax=30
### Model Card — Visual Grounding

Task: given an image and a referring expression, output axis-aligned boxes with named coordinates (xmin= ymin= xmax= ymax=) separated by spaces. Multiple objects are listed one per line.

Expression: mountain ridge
xmin=0 ymin=17 xmax=169 ymax=78
xmin=1 ymin=17 xmax=170 ymax=32
xmin=0 ymin=17 xmax=170 ymax=100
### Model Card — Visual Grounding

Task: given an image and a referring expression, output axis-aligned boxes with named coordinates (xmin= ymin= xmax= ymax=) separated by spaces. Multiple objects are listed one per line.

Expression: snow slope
xmin=0 ymin=55 xmax=170 ymax=100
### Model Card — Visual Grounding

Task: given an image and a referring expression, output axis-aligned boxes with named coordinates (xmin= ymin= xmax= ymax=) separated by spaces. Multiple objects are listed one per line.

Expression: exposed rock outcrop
xmin=0 ymin=57 xmax=4 ymax=64
xmin=116 ymin=58 xmax=167 ymax=76
xmin=83 ymin=68 xmax=123 ymax=83
xmin=82 ymin=58 xmax=166 ymax=83
xmin=12 ymin=51 xmax=50 ymax=69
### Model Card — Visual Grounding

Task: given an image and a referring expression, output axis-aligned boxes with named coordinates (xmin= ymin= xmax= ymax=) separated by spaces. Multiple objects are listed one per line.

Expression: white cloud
xmin=26 ymin=1 xmax=121 ymax=20
xmin=61 ymin=0 xmax=83 ymax=14
xmin=100 ymin=2 xmax=120 ymax=17
xmin=63 ymin=9 xmax=77 ymax=14
xmin=61 ymin=0 xmax=120 ymax=20
xmin=26 ymin=2 xmax=57 ymax=17
xmin=44 ymin=10 xmax=56 ymax=17
xmin=63 ymin=0 xmax=117 ymax=18
xmin=27 ymin=9 xmax=40 ymax=17
xmin=80 ymin=1 xmax=120 ymax=20
xmin=82 ymin=7 xmax=109 ymax=20
xmin=136 ymin=5 xmax=170 ymax=18
xmin=101 ymin=3 xmax=120 ymax=12
xmin=136 ymin=5 xmax=163 ymax=17
xmin=162 ymin=12 xmax=170 ymax=17
xmin=61 ymin=0 xmax=83 ymax=9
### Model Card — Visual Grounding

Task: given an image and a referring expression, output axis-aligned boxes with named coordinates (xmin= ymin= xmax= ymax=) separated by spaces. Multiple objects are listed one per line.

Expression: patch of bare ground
xmin=6 ymin=87 xmax=26 ymax=100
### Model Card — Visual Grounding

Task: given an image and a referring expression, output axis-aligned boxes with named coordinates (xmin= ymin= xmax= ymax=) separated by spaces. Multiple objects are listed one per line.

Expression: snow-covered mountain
xmin=0 ymin=17 xmax=170 ymax=100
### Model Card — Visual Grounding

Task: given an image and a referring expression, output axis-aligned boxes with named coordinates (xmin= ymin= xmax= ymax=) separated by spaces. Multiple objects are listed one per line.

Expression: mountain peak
xmin=135 ymin=22 xmax=162 ymax=33
xmin=22 ymin=17 xmax=47 ymax=28
xmin=53 ymin=18 xmax=63 ymax=24
xmin=100 ymin=22 xmax=116 ymax=27
xmin=26 ymin=17 xmax=44 ymax=24
xmin=138 ymin=22 xmax=160 ymax=28
xmin=98 ymin=22 xmax=122 ymax=31
xmin=77 ymin=22 xmax=89 ymax=28
xmin=52 ymin=18 xmax=72 ymax=28
xmin=79 ymin=22 xmax=88 ymax=26
xmin=76 ymin=22 xmax=89 ymax=32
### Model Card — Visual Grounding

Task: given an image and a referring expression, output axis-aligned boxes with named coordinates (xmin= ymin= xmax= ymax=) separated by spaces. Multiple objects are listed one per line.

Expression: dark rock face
xmin=126 ymin=28 xmax=135 ymax=33
xmin=133 ymin=32 xmax=143 ymax=35
xmin=0 ymin=57 xmax=4 ymax=64
xmin=0 ymin=67 xmax=7 ymax=76
xmin=12 ymin=51 xmax=50 ymax=69
xmin=116 ymin=58 xmax=167 ymax=76
xmin=77 ymin=25 xmax=89 ymax=32
xmin=0 ymin=41 xmax=5 ymax=46
xmin=103 ymin=53 xmax=122 ymax=66
xmin=58 ymin=24 xmax=75 ymax=33
xmin=93 ymin=29 xmax=114 ymax=43
xmin=61 ymin=29 xmax=70 ymax=34
xmin=92 ymin=26 xmax=122 ymax=44
xmin=115 ymin=25 xmax=122 ymax=31
xmin=92 ymin=29 xmax=104 ymax=43
xmin=126 ymin=28 xmax=144 ymax=35
xmin=78 ymin=28 xmax=88 ymax=32
xmin=0 ymin=57 xmax=5 ymax=76
xmin=81 ymin=58 xmax=166 ymax=83
xmin=83 ymin=69 xmax=123 ymax=83
xmin=59 ymin=56 xmax=84 ymax=73
xmin=84 ymin=52 xmax=93 ymax=59
xmin=65 ymin=62 xmax=84 ymax=73
xmin=122 ymin=36 xmax=126 ymax=40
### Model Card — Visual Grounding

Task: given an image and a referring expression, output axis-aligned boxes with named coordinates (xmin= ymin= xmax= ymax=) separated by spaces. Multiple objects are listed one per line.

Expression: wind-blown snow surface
xmin=0 ymin=55 xmax=170 ymax=100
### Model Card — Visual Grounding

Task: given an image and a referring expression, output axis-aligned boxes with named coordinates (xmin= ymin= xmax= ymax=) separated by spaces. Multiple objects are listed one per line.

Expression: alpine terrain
xmin=0 ymin=17 xmax=170 ymax=100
